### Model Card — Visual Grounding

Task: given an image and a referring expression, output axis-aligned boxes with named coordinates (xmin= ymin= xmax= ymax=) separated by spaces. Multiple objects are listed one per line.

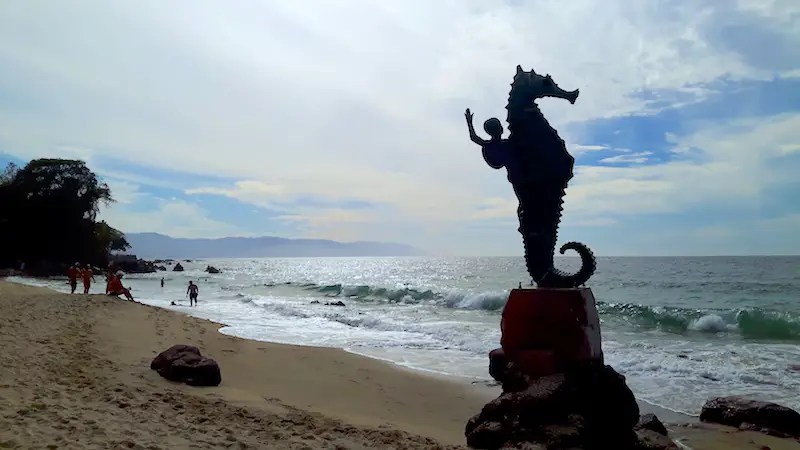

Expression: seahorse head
xmin=511 ymin=65 xmax=579 ymax=105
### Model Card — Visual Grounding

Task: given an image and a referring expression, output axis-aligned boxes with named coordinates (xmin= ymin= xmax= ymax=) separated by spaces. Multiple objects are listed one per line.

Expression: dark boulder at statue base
xmin=636 ymin=413 xmax=668 ymax=436
xmin=466 ymin=362 xmax=677 ymax=449
xmin=173 ymin=263 xmax=184 ymax=272
xmin=700 ymin=396 xmax=800 ymax=438
xmin=150 ymin=344 xmax=222 ymax=387
xmin=488 ymin=348 xmax=507 ymax=383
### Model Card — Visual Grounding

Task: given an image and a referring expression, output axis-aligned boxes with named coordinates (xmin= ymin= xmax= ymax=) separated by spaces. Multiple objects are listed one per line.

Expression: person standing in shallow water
xmin=160 ymin=277 xmax=164 ymax=288
xmin=187 ymin=281 xmax=199 ymax=307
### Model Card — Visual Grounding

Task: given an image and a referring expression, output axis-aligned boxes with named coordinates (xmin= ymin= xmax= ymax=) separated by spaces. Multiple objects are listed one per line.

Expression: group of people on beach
xmin=67 ymin=263 xmax=200 ymax=306
xmin=66 ymin=262 xmax=95 ymax=295
xmin=66 ymin=262 xmax=135 ymax=301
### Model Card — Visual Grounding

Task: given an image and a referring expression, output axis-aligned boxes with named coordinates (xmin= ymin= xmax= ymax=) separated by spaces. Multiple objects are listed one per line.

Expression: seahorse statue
xmin=465 ymin=65 xmax=596 ymax=288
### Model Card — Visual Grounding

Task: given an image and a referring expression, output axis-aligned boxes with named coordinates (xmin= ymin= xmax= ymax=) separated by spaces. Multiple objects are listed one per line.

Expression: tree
xmin=0 ymin=162 xmax=18 ymax=185
xmin=0 ymin=158 xmax=127 ymax=272
xmin=12 ymin=158 xmax=113 ymax=221
xmin=0 ymin=162 xmax=19 ymax=225
xmin=95 ymin=220 xmax=131 ymax=253
xmin=110 ymin=231 xmax=131 ymax=252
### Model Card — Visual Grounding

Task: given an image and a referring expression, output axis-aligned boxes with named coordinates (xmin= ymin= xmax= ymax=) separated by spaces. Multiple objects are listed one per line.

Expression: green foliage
xmin=0 ymin=162 xmax=18 ymax=185
xmin=95 ymin=220 xmax=131 ymax=252
xmin=0 ymin=158 xmax=128 ymax=272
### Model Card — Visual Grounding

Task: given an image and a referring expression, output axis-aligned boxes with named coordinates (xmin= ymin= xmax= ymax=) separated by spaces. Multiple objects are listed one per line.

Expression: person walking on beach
xmin=82 ymin=264 xmax=95 ymax=294
xmin=187 ymin=281 xmax=199 ymax=307
xmin=67 ymin=262 xmax=80 ymax=294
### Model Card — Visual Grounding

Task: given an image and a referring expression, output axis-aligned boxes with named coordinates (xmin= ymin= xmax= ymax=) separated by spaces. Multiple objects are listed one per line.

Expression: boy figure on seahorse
xmin=465 ymin=65 xmax=596 ymax=289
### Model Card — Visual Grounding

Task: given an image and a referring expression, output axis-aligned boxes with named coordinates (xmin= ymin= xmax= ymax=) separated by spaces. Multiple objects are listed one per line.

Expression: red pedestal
xmin=499 ymin=287 xmax=603 ymax=379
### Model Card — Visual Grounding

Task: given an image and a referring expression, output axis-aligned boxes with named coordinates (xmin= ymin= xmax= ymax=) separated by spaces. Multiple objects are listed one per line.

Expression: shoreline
xmin=7 ymin=275 xmax=694 ymax=425
xmin=0 ymin=280 xmax=484 ymax=447
xmin=8 ymin=276 xmax=697 ymax=421
xmin=2 ymin=279 xmax=799 ymax=449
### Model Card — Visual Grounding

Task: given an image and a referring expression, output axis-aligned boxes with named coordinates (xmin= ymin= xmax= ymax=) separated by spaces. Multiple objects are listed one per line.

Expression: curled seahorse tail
xmin=558 ymin=242 xmax=597 ymax=286
xmin=538 ymin=241 xmax=596 ymax=288
xmin=557 ymin=241 xmax=596 ymax=287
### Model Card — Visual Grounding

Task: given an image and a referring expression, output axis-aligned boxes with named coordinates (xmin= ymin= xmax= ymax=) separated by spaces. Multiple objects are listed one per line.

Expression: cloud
xmin=691 ymin=226 xmax=738 ymax=240
xmin=565 ymin=113 xmax=800 ymax=220
xmin=277 ymin=209 xmax=380 ymax=227
xmin=758 ymin=213 xmax=800 ymax=231
xmin=598 ymin=151 xmax=654 ymax=164
xmin=186 ymin=181 xmax=287 ymax=208
xmin=276 ymin=209 xmax=385 ymax=242
xmin=573 ymin=145 xmax=611 ymax=153
xmin=100 ymin=199 xmax=241 ymax=239
xmin=104 ymin=179 xmax=145 ymax=205
xmin=98 ymin=182 xmax=242 ymax=239
xmin=0 ymin=0 xmax=798 ymax=255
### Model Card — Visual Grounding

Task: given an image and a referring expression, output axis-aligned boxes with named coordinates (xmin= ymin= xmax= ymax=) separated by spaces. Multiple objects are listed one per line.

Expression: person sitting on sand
xmin=186 ymin=281 xmax=199 ymax=307
xmin=107 ymin=272 xmax=135 ymax=302
xmin=67 ymin=262 xmax=80 ymax=294
xmin=82 ymin=264 xmax=95 ymax=294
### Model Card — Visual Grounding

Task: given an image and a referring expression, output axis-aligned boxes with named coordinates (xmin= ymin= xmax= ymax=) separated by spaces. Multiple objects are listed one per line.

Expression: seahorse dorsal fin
xmin=516 ymin=65 xmax=524 ymax=76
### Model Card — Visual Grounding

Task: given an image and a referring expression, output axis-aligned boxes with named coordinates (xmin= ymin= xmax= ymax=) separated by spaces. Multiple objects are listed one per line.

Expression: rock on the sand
xmin=700 ymin=396 xmax=800 ymax=438
xmin=173 ymin=263 xmax=184 ymax=272
xmin=150 ymin=345 xmax=222 ymax=387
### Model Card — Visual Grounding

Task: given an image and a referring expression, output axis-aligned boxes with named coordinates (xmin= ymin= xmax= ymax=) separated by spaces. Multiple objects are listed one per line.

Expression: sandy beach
xmin=1 ymin=280 xmax=798 ymax=449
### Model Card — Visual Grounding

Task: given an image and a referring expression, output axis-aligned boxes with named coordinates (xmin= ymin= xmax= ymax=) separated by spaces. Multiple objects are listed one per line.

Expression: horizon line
xmin=117 ymin=253 xmax=800 ymax=259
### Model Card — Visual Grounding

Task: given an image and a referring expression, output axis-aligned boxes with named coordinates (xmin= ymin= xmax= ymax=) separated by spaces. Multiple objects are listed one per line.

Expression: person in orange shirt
xmin=105 ymin=270 xmax=113 ymax=293
xmin=82 ymin=264 xmax=95 ymax=294
xmin=67 ymin=262 xmax=80 ymax=294
xmin=106 ymin=272 xmax=135 ymax=302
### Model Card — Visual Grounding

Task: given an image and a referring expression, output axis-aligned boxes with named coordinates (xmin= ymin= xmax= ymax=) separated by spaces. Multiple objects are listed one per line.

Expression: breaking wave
xmin=255 ymin=281 xmax=800 ymax=341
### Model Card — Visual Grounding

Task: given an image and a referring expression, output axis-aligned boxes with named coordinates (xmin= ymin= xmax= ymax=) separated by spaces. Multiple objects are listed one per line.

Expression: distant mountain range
xmin=123 ymin=232 xmax=425 ymax=259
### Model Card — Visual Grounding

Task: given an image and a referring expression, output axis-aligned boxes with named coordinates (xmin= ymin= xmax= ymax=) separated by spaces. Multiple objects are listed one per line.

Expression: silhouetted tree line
xmin=0 ymin=158 xmax=130 ymax=275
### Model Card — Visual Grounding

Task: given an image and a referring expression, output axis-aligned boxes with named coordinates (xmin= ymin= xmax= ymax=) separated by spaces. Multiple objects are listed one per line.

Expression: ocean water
xmin=10 ymin=256 xmax=800 ymax=416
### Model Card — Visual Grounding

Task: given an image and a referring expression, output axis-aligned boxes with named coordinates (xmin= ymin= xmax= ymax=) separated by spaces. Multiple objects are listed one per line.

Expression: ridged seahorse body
xmin=516 ymin=181 xmax=596 ymax=288
xmin=505 ymin=67 xmax=597 ymax=288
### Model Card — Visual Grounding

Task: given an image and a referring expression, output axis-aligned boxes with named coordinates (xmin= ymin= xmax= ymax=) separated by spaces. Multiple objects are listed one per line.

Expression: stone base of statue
xmin=468 ymin=288 xmax=676 ymax=449
xmin=492 ymin=287 xmax=603 ymax=383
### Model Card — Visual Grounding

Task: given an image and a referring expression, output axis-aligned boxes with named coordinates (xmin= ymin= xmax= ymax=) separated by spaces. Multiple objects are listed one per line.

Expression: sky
xmin=0 ymin=0 xmax=799 ymax=256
